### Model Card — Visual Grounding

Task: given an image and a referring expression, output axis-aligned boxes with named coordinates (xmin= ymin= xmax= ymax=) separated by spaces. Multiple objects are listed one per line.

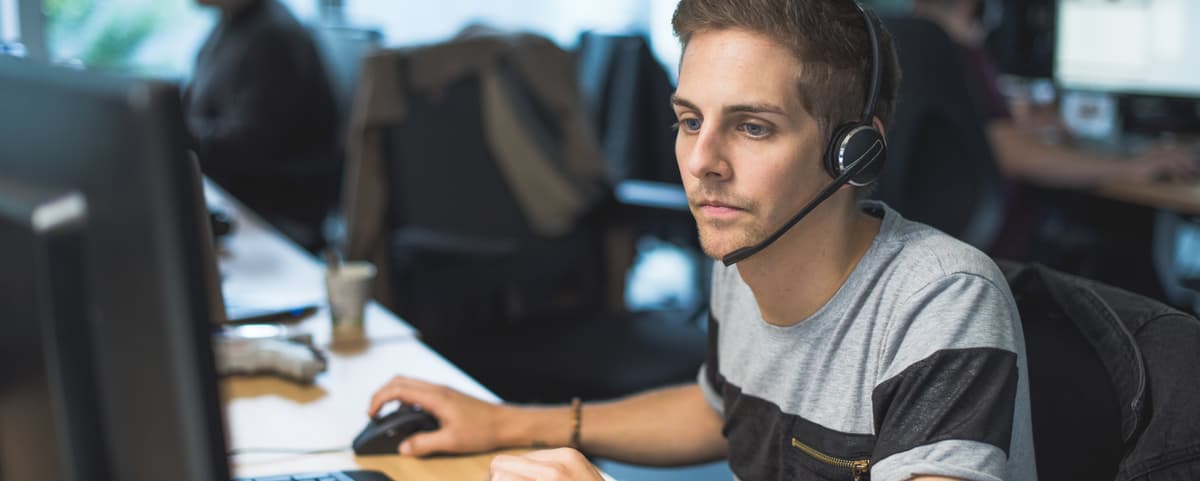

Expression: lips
xmin=695 ymin=197 xmax=743 ymax=209
xmin=696 ymin=199 xmax=746 ymax=219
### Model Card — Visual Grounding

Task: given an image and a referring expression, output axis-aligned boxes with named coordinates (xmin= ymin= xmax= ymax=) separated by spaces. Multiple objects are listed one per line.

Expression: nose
xmin=680 ymin=123 xmax=731 ymax=181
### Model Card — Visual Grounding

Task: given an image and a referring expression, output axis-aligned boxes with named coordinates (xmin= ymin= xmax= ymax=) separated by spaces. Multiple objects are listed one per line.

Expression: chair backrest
xmin=876 ymin=15 xmax=1004 ymax=249
xmin=998 ymin=260 xmax=1125 ymax=481
xmin=999 ymin=259 xmax=1200 ymax=481
xmin=308 ymin=24 xmax=383 ymax=127
xmin=348 ymin=33 xmax=614 ymax=340
xmin=384 ymin=71 xmax=532 ymax=242
xmin=575 ymin=32 xmax=679 ymax=184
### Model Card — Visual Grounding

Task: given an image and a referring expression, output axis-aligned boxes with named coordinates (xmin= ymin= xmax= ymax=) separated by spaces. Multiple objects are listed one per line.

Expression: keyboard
xmin=235 ymin=470 xmax=393 ymax=481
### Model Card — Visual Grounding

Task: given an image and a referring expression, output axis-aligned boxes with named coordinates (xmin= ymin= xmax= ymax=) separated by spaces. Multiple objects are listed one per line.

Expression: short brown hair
xmin=672 ymin=0 xmax=901 ymax=141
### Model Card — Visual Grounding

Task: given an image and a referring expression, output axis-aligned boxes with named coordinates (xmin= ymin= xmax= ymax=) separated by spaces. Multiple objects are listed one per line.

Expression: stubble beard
xmin=696 ymin=216 xmax=771 ymax=260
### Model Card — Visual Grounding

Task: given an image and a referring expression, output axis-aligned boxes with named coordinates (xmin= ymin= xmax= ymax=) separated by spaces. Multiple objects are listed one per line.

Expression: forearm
xmin=497 ymin=384 xmax=727 ymax=466
xmin=989 ymin=122 xmax=1134 ymax=188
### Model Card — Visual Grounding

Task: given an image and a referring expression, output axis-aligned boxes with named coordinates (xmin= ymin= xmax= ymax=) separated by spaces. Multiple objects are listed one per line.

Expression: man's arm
xmin=867 ymin=270 xmax=1032 ymax=481
xmin=368 ymin=377 xmax=727 ymax=466
xmin=988 ymin=120 xmax=1196 ymax=187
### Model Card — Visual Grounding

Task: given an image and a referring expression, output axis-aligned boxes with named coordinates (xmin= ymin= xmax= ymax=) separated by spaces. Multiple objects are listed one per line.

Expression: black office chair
xmin=574 ymin=32 xmax=708 ymax=314
xmin=308 ymin=24 xmax=383 ymax=133
xmin=998 ymin=260 xmax=1200 ymax=481
xmin=874 ymin=15 xmax=1005 ymax=250
xmin=575 ymin=32 xmax=680 ymax=186
xmin=352 ymin=32 xmax=706 ymax=403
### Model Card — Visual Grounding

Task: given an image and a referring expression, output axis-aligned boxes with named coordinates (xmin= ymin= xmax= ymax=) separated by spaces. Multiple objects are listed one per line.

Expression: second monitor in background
xmin=1056 ymin=0 xmax=1200 ymax=99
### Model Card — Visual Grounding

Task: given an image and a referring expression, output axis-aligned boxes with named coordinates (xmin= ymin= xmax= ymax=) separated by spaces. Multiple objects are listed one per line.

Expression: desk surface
xmin=1095 ymin=180 xmax=1200 ymax=217
xmin=206 ymin=184 xmax=416 ymax=343
xmin=222 ymin=338 xmax=508 ymax=479
xmin=206 ymin=182 xmax=522 ymax=480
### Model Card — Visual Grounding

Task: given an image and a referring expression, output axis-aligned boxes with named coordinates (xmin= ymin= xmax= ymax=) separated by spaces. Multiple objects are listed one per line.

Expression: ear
xmin=871 ymin=116 xmax=886 ymax=138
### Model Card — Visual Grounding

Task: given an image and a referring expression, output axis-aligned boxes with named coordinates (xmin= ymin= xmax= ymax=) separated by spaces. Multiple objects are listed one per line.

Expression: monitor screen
xmin=1055 ymin=0 xmax=1200 ymax=98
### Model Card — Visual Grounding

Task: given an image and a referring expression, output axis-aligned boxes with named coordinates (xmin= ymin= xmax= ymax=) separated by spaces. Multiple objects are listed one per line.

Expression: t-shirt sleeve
xmin=696 ymin=308 xmax=725 ymax=416
xmin=869 ymin=272 xmax=1022 ymax=481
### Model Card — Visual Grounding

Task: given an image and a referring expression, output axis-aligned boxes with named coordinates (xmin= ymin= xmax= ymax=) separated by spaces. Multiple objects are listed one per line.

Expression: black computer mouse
xmin=352 ymin=404 xmax=440 ymax=455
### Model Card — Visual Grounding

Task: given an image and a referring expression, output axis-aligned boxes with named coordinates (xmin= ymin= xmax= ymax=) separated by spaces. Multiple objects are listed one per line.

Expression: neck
xmin=735 ymin=198 xmax=880 ymax=326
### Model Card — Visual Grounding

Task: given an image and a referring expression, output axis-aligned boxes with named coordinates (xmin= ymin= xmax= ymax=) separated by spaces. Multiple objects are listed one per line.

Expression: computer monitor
xmin=1056 ymin=0 xmax=1200 ymax=98
xmin=0 ymin=179 xmax=105 ymax=481
xmin=0 ymin=56 xmax=230 ymax=481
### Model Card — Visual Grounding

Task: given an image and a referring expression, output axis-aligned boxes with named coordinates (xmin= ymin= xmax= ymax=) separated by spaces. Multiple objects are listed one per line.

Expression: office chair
xmin=874 ymin=15 xmax=1005 ymax=250
xmin=997 ymin=260 xmax=1200 ymax=481
xmin=575 ymin=32 xmax=708 ymax=313
xmin=343 ymin=31 xmax=706 ymax=403
xmin=575 ymin=32 xmax=679 ymax=186
xmin=308 ymin=24 xmax=383 ymax=131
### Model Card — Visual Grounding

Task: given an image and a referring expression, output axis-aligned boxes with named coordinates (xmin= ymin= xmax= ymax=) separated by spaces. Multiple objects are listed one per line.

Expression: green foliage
xmin=43 ymin=0 xmax=93 ymax=25
xmin=79 ymin=10 xmax=159 ymax=69
xmin=44 ymin=0 xmax=166 ymax=71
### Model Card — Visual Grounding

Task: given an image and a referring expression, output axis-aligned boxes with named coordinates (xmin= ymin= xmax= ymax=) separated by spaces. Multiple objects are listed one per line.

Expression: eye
xmin=737 ymin=122 xmax=771 ymax=139
xmin=679 ymin=118 xmax=702 ymax=132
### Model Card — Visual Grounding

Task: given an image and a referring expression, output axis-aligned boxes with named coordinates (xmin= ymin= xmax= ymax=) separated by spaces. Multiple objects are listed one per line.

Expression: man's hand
xmin=367 ymin=376 xmax=506 ymax=456
xmin=488 ymin=448 xmax=606 ymax=481
xmin=1132 ymin=143 xmax=1199 ymax=182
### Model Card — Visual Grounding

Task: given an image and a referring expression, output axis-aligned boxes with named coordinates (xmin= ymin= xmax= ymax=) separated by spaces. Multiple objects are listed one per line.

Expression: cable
xmin=228 ymin=446 xmax=352 ymax=456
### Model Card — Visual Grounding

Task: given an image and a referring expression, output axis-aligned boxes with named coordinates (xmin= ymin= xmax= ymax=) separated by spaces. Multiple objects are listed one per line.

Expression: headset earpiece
xmin=823 ymin=121 xmax=886 ymax=187
xmin=822 ymin=2 xmax=887 ymax=187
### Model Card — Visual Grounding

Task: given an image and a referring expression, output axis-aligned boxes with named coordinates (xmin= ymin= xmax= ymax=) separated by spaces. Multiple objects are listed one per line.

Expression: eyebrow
xmin=670 ymin=94 xmax=788 ymax=117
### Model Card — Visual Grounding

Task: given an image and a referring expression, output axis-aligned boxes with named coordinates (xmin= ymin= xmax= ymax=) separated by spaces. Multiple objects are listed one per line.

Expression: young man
xmin=368 ymin=1 xmax=1037 ymax=480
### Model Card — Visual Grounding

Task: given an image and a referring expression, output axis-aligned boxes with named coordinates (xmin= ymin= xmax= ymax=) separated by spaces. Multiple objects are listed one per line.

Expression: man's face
xmin=673 ymin=29 xmax=828 ymax=260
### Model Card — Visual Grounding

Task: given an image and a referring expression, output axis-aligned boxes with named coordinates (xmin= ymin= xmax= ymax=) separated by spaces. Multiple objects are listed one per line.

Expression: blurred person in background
xmin=911 ymin=0 xmax=1195 ymax=190
xmin=913 ymin=0 xmax=1198 ymax=301
xmin=186 ymin=0 xmax=340 ymax=252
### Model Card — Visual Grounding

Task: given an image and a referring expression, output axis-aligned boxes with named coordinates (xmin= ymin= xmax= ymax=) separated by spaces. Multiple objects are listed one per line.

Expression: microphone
xmin=720 ymin=138 xmax=884 ymax=266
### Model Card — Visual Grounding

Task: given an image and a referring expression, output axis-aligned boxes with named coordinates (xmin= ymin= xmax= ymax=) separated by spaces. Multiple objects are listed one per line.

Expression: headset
xmin=721 ymin=1 xmax=887 ymax=266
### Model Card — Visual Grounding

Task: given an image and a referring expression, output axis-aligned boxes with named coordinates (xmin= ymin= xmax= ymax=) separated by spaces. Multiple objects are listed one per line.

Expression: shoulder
xmin=868 ymin=204 xmax=1020 ymax=366
xmin=872 ymin=202 xmax=1009 ymax=303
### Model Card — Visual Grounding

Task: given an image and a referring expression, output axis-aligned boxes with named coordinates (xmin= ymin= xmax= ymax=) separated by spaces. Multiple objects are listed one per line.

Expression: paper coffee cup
xmin=325 ymin=261 xmax=376 ymax=344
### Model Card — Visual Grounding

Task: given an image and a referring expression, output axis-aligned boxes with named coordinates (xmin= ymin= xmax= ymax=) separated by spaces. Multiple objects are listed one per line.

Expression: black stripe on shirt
xmin=716 ymin=372 xmax=877 ymax=481
xmin=705 ymin=310 xmax=724 ymax=394
xmin=871 ymin=347 xmax=1019 ymax=461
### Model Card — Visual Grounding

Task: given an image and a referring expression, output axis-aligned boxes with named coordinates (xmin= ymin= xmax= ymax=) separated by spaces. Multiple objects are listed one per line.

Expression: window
xmin=32 ymin=0 xmax=685 ymax=79
xmin=39 ymin=0 xmax=322 ymax=76
xmin=1 ymin=0 xmax=26 ymax=56
xmin=344 ymin=0 xmax=681 ymax=79
xmin=41 ymin=0 xmax=211 ymax=75
xmin=346 ymin=0 xmax=645 ymax=47
xmin=1 ymin=0 xmax=19 ymax=44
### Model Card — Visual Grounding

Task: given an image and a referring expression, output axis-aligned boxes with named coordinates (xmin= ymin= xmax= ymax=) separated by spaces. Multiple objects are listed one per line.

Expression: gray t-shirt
xmin=698 ymin=201 xmax=1037 ymax=481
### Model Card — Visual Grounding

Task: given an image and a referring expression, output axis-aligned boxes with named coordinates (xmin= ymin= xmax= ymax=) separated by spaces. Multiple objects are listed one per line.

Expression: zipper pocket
xmin=791 ymin=437 xmax=871 ymax=481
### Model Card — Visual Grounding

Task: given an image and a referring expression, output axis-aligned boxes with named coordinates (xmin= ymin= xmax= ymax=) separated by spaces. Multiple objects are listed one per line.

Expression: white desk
xmin=205 ymin=181 xmax=416 ymax=344
xmin=204 ymin=181 xmax=525 ymax=480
